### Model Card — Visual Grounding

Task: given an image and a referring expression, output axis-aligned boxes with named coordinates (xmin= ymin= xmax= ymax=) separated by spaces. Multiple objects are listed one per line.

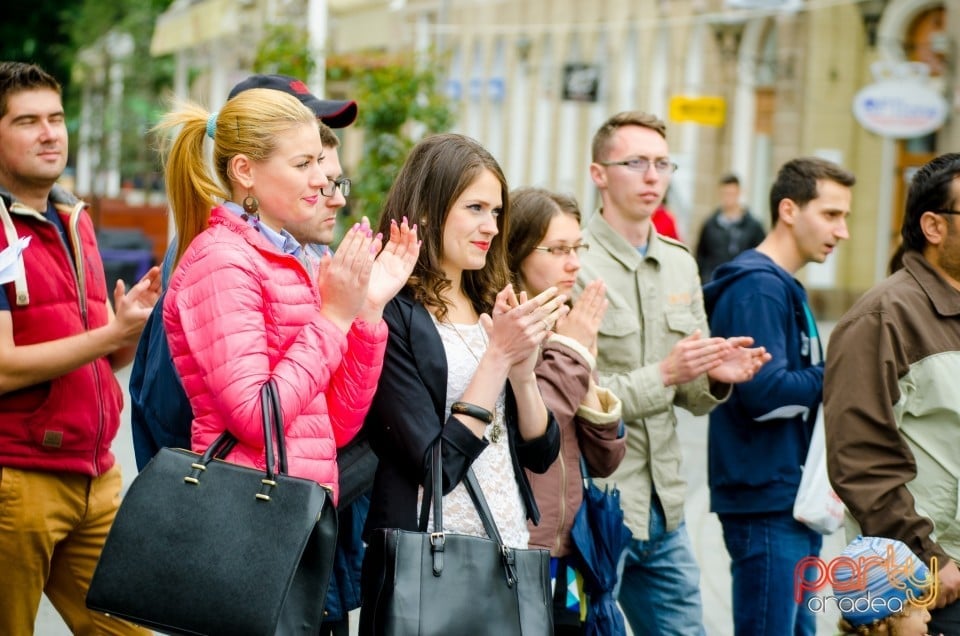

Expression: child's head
xmin=833 ymin=536 xmax=933 ymax=636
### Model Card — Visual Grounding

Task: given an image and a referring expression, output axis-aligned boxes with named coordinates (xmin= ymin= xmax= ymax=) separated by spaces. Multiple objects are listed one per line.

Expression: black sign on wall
xmin=562 ymin=63 xmax=600 ymax=102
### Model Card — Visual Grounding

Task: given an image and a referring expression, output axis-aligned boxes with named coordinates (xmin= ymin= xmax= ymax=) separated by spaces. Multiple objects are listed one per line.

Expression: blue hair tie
xmin=206 ymin=111 xmax=218 ymax=139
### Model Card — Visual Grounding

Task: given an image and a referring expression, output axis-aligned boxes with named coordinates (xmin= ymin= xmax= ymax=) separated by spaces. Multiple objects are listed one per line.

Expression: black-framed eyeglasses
xmin=932 ymin=209 xmax=960 ymax=216
xmin=598 ymin=158 xmax=678 ymax=175
xmin=320 ymin=177 xmax=351 ymax=198
xmin=532 ymin=243 xmax=590 ymax=257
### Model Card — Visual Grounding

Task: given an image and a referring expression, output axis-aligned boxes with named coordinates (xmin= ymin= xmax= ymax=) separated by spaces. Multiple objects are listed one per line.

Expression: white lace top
xmin=419 ymin=317 xmax=530 ymax=550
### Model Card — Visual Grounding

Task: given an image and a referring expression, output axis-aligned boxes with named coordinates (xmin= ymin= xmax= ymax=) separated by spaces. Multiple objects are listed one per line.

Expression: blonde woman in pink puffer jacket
xmin=156 ymin=89 xmax=418 ymax=504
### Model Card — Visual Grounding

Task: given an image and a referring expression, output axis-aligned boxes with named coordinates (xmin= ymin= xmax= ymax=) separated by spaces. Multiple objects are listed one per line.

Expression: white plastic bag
xmin=793 ymin=409 xmax=845 ymax=534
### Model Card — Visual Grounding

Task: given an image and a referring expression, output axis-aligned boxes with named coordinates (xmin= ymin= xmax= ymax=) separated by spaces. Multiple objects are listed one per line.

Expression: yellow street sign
xmin=668 ymin=96 xmax=726 ymax=127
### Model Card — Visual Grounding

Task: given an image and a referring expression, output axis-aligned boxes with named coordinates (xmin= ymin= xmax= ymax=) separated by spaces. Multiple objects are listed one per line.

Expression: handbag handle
xmin=260 ymin=379 xmax=288 ymax=475
xmin=418 ymin=443 xmax=444 ymax=534
xmin=463 ymin=466 xmax=519 ymax=588
xmin=419 ymin=440 xmax=518 ymax=586
xmin=184 ymin=379 xmax=288 ymax=502
xmin=421 ymin=442 xmax=507 ymax=548
xmin=463 ymin=469 xmax=504 ymax=547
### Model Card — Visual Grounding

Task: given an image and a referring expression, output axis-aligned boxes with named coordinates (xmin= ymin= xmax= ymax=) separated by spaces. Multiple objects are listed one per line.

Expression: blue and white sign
xmin=852 ymin=81 xmax=948 ymax=138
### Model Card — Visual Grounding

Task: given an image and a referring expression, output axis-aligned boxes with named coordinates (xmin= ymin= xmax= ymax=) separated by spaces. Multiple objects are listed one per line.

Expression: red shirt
xmin=652 ymin=206 xmax=681 ymax=241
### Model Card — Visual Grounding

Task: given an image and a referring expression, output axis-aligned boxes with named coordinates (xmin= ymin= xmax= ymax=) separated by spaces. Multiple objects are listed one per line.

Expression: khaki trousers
xmin=0 ymin=464 xmax=150 ymax=635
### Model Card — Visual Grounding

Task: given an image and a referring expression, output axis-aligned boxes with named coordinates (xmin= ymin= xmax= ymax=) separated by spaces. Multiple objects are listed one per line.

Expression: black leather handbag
xmin=359 ymin=443 xmax=553 ymax=635
xmin=86 ymin=380 xmax=338 ymax=636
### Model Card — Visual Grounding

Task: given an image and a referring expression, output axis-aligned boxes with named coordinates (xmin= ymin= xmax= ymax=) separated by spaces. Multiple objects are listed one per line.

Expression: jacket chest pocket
xmin=664 ymin=308 xmax=698 ymax=336
xmin=597 ymin=308 xmax=641 ymax=370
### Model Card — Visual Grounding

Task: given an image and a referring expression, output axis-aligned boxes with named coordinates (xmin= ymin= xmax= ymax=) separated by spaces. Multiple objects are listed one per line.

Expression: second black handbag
xmin=359 ymin=442 xmax=553 ymax=635
xmin=86 ymin=380 xmax=338 ymax=636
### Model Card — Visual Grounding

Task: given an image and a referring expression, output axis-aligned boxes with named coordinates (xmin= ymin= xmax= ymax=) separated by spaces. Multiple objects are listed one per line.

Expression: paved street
xmin=38 ymin=340 xmax=849 ymax=635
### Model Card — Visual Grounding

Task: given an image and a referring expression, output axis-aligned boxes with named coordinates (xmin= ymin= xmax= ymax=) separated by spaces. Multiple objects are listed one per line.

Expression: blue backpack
xmin=129 ymin=242 xmax=192 ymax=471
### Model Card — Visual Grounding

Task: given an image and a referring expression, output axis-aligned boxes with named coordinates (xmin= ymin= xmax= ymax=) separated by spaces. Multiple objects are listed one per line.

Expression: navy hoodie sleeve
xmin=709 ymin=274 xmax=823 ymax=421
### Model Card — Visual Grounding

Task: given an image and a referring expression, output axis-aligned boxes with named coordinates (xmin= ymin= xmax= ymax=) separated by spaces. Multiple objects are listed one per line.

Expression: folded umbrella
xmin=570 ymin=458 xmax=632 ymax=636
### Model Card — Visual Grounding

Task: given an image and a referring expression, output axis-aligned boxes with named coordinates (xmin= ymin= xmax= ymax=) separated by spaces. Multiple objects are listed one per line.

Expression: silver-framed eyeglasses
xmin=598 ymin=158 xmax=678 ymax=175
xmin=533 ymin=243 xmax=590 ymax=257
xmin=320 ymin=177 xmax=351 ymax=198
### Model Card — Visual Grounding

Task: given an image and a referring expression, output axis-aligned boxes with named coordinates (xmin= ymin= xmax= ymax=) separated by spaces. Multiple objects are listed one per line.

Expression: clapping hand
xmin=481 ymin=284 xmax=569 ymax=382
xmin=705 ymin=336 xmax=770 ymax=385
xmin=555 ymin=279 xmax=607 ymax=356
xmin=660 ymin=331 xmax=771 ymax=387
xmin=318 ymin=217 xmax=379 ymax=333
xmin=361 ymin=217 xmax=420 ymax=322
xmin=112 ymin=266 xmax=162 ymax=347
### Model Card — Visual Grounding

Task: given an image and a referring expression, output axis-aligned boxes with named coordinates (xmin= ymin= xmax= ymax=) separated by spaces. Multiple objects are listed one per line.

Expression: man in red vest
xmin=0 ymin=61 xmax=159 ymax=633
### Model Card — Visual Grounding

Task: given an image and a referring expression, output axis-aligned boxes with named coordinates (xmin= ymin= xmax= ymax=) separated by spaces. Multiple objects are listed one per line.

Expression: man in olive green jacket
xmin=578 ymin=111 xmax=769 ymax=635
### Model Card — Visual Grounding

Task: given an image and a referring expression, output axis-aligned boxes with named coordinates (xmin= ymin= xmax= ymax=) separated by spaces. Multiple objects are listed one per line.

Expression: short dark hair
xmin=591 ymin=111 xmax=667 ymax=162
xmin=0 ymin=62 xmax=61 ymax=119
xmin=768 ymin=157 xmax=856 ymax=226
xmin=720 ymin=173 xmax=740 ymax=186
xmin=901 ymin=153 xmax=960 ymax=253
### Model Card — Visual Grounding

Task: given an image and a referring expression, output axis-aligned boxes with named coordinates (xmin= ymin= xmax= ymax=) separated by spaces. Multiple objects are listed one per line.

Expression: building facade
xmin=147 ymin=0 xmax=960 ymax=313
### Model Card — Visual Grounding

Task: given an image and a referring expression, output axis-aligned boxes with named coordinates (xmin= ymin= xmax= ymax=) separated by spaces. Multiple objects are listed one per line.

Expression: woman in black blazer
xmin=361 ymin=134 xmax=566 ymax=547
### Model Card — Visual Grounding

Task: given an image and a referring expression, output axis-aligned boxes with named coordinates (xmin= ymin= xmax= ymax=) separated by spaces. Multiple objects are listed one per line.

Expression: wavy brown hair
xmin=376 ymin=133 xmax=510 ymax=321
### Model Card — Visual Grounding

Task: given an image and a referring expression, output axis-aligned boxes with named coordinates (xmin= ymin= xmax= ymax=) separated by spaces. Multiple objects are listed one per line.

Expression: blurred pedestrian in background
xmin=651 ymin=192 xmax=682 ymax=242
xmin=695 ymin=173 xmax=766 ymax=284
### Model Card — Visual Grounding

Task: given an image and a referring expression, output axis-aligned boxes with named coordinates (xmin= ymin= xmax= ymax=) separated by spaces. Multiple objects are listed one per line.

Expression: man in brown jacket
xmin=825 ymin=153 xmax=960 ymax=634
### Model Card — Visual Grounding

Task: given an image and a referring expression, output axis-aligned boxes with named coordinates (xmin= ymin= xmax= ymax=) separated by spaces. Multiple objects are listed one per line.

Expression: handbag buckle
xmin=429 ymin=532 xmax=445 ymax=550
xmin=184 ymin=462 xmax=208 ymax=485
xmin=256 ymin=478 xmax=278 ymax=501
xmin=501 ymin=546 xmax=517 ymax=588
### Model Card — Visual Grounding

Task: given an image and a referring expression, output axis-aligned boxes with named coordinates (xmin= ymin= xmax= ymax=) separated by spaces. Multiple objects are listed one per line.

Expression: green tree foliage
xmin=253 ymin=24 xmax=317 ymax=80
xmin=0 ymin=2 xmax=78 ymax=86
xmin=330 ymin=52 xmax=454 ymax=227
xmin=64 ymin=0 xmax=175 ymax=188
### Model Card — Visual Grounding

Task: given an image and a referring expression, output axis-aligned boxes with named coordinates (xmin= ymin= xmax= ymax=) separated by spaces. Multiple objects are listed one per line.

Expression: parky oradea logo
xmin=794 ymin=547 xmax=938 ymax=615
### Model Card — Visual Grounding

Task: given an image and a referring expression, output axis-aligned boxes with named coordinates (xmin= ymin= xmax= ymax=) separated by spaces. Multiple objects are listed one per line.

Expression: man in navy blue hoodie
xmin=702 ymin=157 xmax=855 ymax=636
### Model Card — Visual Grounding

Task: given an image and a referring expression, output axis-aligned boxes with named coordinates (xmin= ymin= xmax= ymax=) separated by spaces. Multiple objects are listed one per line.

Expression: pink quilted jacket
xmin=163 ymin=207 xmax=388 ymax=504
